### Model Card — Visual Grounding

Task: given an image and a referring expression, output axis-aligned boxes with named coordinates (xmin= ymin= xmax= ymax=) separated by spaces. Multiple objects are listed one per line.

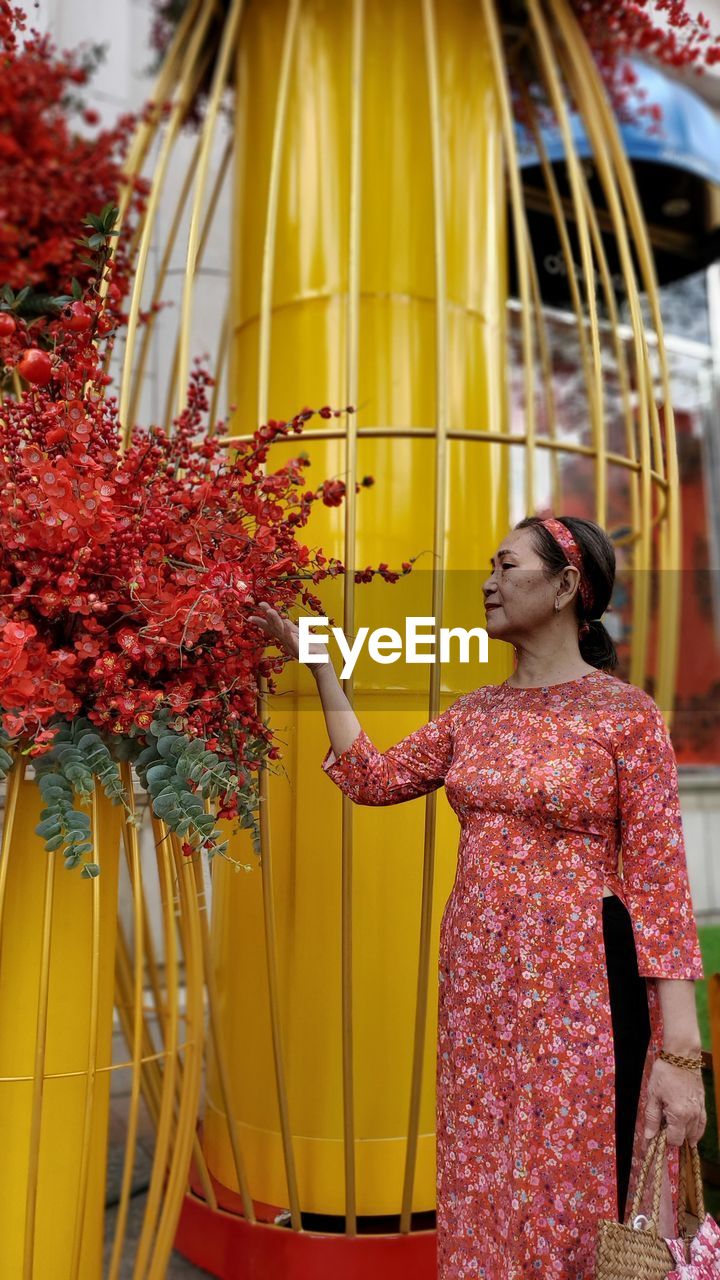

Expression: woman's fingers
xmin=643 ymin=1092 xmax=663 ymax=1140
xmin=687 ymin=1115 xmax=706 ymax=1146
xmin=247 ymin=603 xmax=301 ymax=659
xmin=686 ymin=1099 xmax=707 ymax=1147
xmin=661 ymin=1101 xmax=705 ymax=1147
xmin=248 ymin=603 xmax=282 ymax=635
xmin=663 ymin=1111 xmax=688 ymax=1147
xmin=645 ymin=1060 xmax=708 ymax=1148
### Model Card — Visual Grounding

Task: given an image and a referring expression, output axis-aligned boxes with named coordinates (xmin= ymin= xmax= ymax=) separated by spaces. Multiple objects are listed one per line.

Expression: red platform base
xmin=174 ymin=1167 xmax=438 ymax=1280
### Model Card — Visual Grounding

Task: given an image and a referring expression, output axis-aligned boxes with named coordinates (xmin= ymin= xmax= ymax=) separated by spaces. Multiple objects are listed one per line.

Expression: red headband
xmin=540 ymin=517 xmax=594 ymax=613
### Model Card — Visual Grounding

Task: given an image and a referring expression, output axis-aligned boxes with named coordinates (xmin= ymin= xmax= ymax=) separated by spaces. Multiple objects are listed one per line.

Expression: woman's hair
xmin=514 ymin=515 xmax=618 ymax=670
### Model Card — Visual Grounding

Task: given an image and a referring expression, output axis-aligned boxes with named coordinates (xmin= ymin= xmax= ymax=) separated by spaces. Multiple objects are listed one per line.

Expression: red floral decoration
xmin=0 ymin=210 xmax=411 ymax=873
xmin=572 ymin=2 xmax=720 ymax=123
xmin=0 ymin=2 xmax=146 ymax=329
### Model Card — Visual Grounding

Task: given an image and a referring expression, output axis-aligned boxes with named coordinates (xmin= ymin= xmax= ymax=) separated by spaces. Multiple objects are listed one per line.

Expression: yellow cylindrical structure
xmin=0 ymin=777 xmax=123 ymax=1278
xmin=203 ymin=0 xmax=509 ymax=1216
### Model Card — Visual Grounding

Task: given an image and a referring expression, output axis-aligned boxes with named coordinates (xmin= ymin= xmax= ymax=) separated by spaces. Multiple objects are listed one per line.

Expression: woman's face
xmin=482 ymin=527 xmax=571 ymax=642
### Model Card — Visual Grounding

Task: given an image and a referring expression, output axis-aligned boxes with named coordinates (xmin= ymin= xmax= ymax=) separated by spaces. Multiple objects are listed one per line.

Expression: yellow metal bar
xmin=338 ymin=0 xmax=365 ymax=1237
xmin=479 ymin=0 xmax=536 ymax=512
xmin=257 ymin=0 xmax=301 ymax=427
xmin=518 ymin=82 xmax=595 ymax=487
xmin=115 ymin=0 xmax=205 ymax=235
xmin=208 ymin=299 xmax=231 ymax=434
xmin=118 ymin=8 xmax=217 ymax=445
xmin=132 ymin=822 xmax=181 ymax=1276
xmin=256 ymin=678 xmax=303 ymax=1229
xmin=162 ymin=136 xmax=234 ymax=433
xmin=527 ymin=0 xmax=606 ymax=525
xmin=0 ymin=753 xmax=25 ymax=945
xmin=523 ymin=217 xmax=561 ymax=507
xmin=155 ymin=844 xmax=218 ymax=1213
xmin=549 ymin=0 xmax=681 ymax=716
xmin=22 ymin=837 xmax=56 ymax=1280
xmin=101 ymin=0 xmax=207 ymax=352
xmin=176 ymin=0 xmax=245 ymax=414
xmin=107 ymin=775 xmax=148 ymax=1280
xmin=113 ymin=922 xmax=164 ymax=1116
xmin=216 ymin=424 xmax=667 ymax=480
xmin=548 ymin=0 xmax=654 ymax=694
xmin=149 ymin=837 xmax=206 ymax=1274
xmin=577 ymin=169 xmax=641 ymax=542
xmin=124 ymin=133 xmax=204 ymax=431
xmin=68 ymin=789 xmax=103 ymax=1278
xmin=254 ymin=0 xmax=304 ymax=1234
xmin=399 ymin=0 xmax=448 ymax=1235
xmin=192 ymin=853 xmax=255 ymax=1220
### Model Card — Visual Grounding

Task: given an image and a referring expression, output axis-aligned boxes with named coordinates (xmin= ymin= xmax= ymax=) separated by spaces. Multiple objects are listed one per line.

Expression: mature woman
xmin=249 ymin=514 xmax=706 ymax=1280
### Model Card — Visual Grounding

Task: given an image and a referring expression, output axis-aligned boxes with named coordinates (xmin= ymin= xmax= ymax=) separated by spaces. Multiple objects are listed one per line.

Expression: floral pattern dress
xmin=320 ymin=669 xmax=705 ymax=1280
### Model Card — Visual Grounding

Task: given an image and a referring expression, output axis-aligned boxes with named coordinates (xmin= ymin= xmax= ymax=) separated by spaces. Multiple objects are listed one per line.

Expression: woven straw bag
xmin=595 ymin=1125 xmax=705 ymax=1279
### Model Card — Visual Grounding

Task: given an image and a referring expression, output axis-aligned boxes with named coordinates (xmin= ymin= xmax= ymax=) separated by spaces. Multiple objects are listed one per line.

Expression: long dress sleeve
xmin=613 ymin=691 xmax=705 ymax=981
xmin=320 ymin=692 xmax=474 ymax=806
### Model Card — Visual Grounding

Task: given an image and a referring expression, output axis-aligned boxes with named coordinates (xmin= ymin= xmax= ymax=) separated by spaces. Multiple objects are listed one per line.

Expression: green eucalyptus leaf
xmin=146 ymin=763 xmax=175 ymax=787
xmin=152 ymin=794 xmax=179 ymax=819
xmin=156 ymin=735 xmax=186 ymax=761
xmin=35 ymin=818 xmax=62 ymax=838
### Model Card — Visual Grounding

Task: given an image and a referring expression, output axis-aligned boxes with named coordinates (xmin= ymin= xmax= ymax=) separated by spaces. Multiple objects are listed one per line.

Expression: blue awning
xmin=516 ymin=58 xmax=720 ymax=188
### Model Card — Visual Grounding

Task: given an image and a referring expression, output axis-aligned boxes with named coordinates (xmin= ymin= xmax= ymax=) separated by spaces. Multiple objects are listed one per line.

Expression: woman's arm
xmin=656 ymin=979 xmax=702 ymax=1058
xmin=613 ymin=688 xmax=704 ymax=982
xmin=247 ymin=601 xmax=363 ymax=756
xmin=644 ymin=977 xmax=705 ymax=1146
xmin=312 ymin=661 xmax=363 ymax=760
xmin=612 ymin=687 xmax=706 ymax=1146
xmin=247 ymin=600 xmax=472 ymax=806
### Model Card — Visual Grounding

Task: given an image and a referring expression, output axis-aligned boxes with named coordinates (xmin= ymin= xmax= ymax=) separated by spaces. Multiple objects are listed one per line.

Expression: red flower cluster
xmin=0 ymin=268 xmax=408 ymax=805
xmin=572 ymin=2 xmax=720 ymax=123
xmin=0 ymin=2 xmax=145 ymax=321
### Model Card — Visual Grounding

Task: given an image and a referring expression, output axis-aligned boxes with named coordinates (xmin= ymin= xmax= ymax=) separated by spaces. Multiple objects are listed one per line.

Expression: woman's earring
xmin=554 ymin=598 xmax=560 ymax=612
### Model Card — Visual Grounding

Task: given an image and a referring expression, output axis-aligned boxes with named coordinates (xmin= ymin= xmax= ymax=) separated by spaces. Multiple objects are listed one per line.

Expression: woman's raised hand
xmin=247 ymin=602 xmax=329 ymax=672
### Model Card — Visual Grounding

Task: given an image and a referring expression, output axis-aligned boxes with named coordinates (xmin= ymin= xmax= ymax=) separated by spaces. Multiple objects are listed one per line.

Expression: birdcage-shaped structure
xmin=0 ymin=0 xmax=690 ymax=1276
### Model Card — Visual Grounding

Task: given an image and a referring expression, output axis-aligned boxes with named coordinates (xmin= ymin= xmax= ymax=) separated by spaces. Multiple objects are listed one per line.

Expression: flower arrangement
xmin=0 ymin=210 xmax=410 ymax=876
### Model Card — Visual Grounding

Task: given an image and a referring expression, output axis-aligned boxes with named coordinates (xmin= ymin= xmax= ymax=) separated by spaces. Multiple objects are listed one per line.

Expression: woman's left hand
xmin=644 ymin=1057 xmax=707 ymax=1147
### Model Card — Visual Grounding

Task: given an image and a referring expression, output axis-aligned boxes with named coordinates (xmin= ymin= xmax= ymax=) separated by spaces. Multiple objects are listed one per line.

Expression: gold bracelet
xmin=658 ymin=1049 xmax=703 ymax=1072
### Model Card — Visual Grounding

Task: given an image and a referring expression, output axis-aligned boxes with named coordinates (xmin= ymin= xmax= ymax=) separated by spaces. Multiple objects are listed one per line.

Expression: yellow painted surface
xmin=0 ymin=780 xmax=122 ymax=1277
xmin=205 ymin=0 xmax=510 ymax=1214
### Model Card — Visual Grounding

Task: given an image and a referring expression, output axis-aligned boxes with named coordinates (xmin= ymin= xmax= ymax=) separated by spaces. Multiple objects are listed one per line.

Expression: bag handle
xmin=627 ymin=1126 xmax=706 ymax=1241
xmin=678 ymin=1138 xmax=706 ymax=1239
xmin=628 ymin=1125 xmax=667 ymax=1231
